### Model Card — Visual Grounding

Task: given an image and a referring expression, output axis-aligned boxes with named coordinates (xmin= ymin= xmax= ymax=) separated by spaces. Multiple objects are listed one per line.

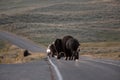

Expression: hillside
xmin=0 ymin=0 xmax=120 ymax=45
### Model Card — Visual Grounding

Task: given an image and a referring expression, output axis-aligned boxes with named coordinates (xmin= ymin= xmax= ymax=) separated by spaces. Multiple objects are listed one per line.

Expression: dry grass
xmin=82 ymin=52 xmax=120 ymax=60
xmin=81 ymin=42 xmax=120 ymax=47
xmin=0 ymin=42 xmax=46 ymax=64
xmin=80 ymin=42 xmax=120 ymax=60
xmin=93 ymin=52 xmax=120 ymax=60
xmin=22 ymin=52 xmax=46 ymax=63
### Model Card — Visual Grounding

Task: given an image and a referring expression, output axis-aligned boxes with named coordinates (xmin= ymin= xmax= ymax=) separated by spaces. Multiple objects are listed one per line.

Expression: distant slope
xmin=0 ymin=0 xmax=120 ymax=45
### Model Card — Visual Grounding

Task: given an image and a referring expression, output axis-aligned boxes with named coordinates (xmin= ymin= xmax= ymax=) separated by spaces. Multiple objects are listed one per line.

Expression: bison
xmin=47 ymin=39 xmax=64 ymax=59
xmin=54 ymin=39 xmax=64 ymax=59
xmin=66 ymin=38 xmax=80 ymax=60
xmin=61 ymin=35 xmax=80 ymax=60
xmin=62 ymin=35 xmax=73 ymax=60
xmin=47 ymin=35 xmax=80 ymax=61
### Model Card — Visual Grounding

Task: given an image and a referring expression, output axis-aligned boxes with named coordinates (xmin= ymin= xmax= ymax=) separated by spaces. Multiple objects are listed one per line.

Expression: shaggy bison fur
xmin=66 ymin=38 xmax=80 ymax=60
xmin=47 ymin=35 xmax=80 ymax=61
xmin=54 ymin=39 xmax=64 ymax=59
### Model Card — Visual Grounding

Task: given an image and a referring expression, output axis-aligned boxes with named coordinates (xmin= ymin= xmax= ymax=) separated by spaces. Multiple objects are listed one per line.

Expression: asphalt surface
xmin=0 ymin=31 xmax=120 ymax=80
xmin=52 ymin=57 xmax=120 ymax=80
xmin=0 ymin=31 xmax=46 ymax=52
xmin=0 ymin=60 xmax=52 ymax=80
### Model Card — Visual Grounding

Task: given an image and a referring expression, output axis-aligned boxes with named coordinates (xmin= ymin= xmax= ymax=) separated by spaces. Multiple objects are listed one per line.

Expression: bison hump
xmin=66 ymin=38 xmax=79 ymax=51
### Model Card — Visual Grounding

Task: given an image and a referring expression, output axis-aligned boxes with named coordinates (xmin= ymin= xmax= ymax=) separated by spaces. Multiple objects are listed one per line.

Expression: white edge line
xmin=47 ymin=56 xmax=63 ymax=80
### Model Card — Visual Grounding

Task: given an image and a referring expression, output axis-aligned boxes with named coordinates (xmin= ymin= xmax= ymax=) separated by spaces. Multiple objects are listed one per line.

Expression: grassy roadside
xmin=80 ymin=42 xmax=120 ymax=60
xmin=0 ymin=39 xmax=120 ymax=64
xmin=0 ymin=40 xmax=46 ymax=64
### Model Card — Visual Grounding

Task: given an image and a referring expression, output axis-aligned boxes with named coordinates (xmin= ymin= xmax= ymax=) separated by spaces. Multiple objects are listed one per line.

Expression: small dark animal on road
xmin=24 ymin=50 xmax=31 ymax=57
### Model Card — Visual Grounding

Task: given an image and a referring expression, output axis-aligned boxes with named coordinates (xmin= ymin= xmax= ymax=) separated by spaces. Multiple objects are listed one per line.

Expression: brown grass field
xmin=80 ymin=42 xmax=120 ymax=60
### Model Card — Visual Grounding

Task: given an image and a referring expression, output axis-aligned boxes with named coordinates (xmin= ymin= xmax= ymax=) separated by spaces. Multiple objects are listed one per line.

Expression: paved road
xmin=0 ymin=31 xmax=120 ymax=80
xmin=0 ymin=31 xmax=52 ymax=80
xmin=0 ymin=60 xmax=52 ymax=80
xmin=51 ymin=57 xmax=120 ymax=80
xmin=0 ymin=31 xmax=46 ymax=52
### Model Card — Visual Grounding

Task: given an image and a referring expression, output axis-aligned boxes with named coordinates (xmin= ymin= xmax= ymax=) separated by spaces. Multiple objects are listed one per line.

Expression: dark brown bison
xmin=54 ymin=39 xmax=64 ymax=59
xmin=47 ymin=35 xmax=80 ymax=61
xmin=47 ymin=39 xmax=64 ymax=58
xmin=62 ymin=35 xmax=73 ymax=52
xmin=66 ymin=38 xmax=80 ymax=60
xmin=61 ymin=35 xmax=80 ymax=60
xmin=62 ymin=35 xmax=73 ymax=60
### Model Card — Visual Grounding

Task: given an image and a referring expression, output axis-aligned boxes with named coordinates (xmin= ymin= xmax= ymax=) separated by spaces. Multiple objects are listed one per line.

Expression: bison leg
xmin=70 ymin=51 xmax=75 ymax=60
xmin=52 ymin=53 xmax=54 ymax=57
xmin=64 ymin=56 xmax=68 ymax=60
xmin=57 ymin=52 xmax=66 ymax=59
xmin=57 ymin=53 xmax=61 ymax=59
xmin=69 ymin=57 xmax=71 ymax=60
xmin=64 ymin=52 xmax=69 ymax=60
xmin=47 ymin=52 xmax=51 ymax=57
xmin=74 ymin=52 xmax=79 ymax=60
xmin=65 ymin=57 xmax=67 ymax=60
xmin=71 ymin=53 xmax=75 ymax=60
xmin=69 ymin=56 xmax=73 ymax=60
